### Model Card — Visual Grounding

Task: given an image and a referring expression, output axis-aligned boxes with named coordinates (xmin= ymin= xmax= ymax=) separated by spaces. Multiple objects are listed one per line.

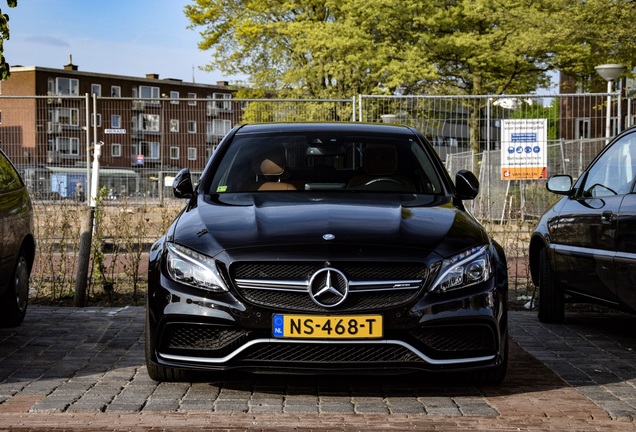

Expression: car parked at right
xmin=0 ymin=148 xmax=35 ymax=327
xmin=529 ymin=126 xmax=636 ymax=322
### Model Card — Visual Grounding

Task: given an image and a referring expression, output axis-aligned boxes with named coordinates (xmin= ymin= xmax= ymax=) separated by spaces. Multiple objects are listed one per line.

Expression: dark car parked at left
xmin=529 ymin=126 xmax=636 ymax=323
xmin=146 ymin=122 xmax=508 ymax=385
xmin=0 ymin=148 xmax=35 ymax=327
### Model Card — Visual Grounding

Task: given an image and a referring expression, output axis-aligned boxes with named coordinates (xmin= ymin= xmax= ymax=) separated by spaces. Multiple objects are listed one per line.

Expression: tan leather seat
xmin=254 ymin=146 xmax=297 ymax=191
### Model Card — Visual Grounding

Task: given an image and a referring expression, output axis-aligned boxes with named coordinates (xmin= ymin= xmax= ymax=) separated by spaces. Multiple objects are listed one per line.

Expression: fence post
xmin=85 ymin=93 xmax=91 ymax=204
xmin=352 ymin=96 xmax=356 ymax=122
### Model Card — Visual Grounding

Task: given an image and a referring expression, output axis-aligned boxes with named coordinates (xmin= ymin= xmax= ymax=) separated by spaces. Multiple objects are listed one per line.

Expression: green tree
xmin=185 ymin=0 xmax=437 ymax=97
xmin=414 ymin=0 xmax=564 ymax=96
xmin=0 ymin=0 xmax=16 ymax=80
xmin=185 ymin=0 xmax=636 ymax=151
xmin=412 ymin=0 xmax=636 ymax=150
xmin=187 ymin=0 xmax=636 ymax=93
xmin=553 ymin=0 xmax=636 ymax=85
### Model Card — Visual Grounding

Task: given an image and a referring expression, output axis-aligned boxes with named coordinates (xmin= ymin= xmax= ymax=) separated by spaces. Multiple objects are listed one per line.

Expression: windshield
xmin=209 ymin=132 xmax=443 ymax=194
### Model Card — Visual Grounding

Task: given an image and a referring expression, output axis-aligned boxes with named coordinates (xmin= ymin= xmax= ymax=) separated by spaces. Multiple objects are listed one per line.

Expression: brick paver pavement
xmin=0 ymin=306 xmax=635 ymax=431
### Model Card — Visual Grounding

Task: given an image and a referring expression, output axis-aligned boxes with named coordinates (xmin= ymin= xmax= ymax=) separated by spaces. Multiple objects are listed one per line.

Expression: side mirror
xmin=173 ymin=168 xmax=193 ymax=199
xmin=546 ymin=175 xmax=573 ymax=195
xmin=455 ymin=170 xmax=479 ymax=200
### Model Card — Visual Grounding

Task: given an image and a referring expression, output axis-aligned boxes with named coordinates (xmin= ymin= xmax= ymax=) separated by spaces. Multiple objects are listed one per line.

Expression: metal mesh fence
xmin=0 ymin=92 xmax=625 ymax=221
xmin=359 ymin=93 xmax=624 ymax=223
xmin=0 ymin=95 xmax=355 ymax=202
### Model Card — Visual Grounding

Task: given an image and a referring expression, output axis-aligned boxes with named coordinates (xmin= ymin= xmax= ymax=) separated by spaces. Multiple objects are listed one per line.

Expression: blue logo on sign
xmin=516 ymin=146 xmax=523 ymax=153
xmin=273 ymin=314 xmax=284 ymax=338
xmin=524 ymin=146 xmax=532 ymax=153
xmin=533 ymin=146 xmax=541 ymax=153
xmin=511 ymin=132 xmax=537 ymax=142
xmin=508 ymin=146 xmax=515 ymax=154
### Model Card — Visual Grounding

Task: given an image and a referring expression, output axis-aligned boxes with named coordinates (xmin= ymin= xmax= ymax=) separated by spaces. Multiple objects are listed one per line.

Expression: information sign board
xmin=500 ymin=119 xmax=548 ymax=180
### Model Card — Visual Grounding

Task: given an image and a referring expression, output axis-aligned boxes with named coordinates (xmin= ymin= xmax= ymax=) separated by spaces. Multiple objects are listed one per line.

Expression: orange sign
xmin=501 ymin=167 xmax=547 ymax=180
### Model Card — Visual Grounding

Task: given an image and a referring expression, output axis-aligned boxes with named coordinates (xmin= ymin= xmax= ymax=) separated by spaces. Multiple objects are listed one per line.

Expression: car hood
xmin=171 ymin=193 xmax=488 ymax=261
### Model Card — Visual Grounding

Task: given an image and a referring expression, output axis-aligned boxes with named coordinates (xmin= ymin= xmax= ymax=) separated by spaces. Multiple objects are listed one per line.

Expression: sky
xmin=3 ymin=0 xmax=235 ymax=85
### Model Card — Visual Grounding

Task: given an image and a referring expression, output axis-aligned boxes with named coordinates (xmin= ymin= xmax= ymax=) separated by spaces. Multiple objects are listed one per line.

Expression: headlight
xmin=165 ymin=243 xmax=228 ymax=292
xmin=429 ymin=246 xmax=492 ymax=293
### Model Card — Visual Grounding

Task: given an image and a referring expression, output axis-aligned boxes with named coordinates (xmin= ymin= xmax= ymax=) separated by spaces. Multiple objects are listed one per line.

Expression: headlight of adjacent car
xmin=429 ymin=246 xmax=492 ymax=293
xmin=165 ymin=243 xmax=228 ymax=292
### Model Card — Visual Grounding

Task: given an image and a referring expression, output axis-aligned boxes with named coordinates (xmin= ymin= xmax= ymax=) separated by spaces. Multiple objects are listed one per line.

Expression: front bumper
xmin=147 ymin=270 xmax=507 ymax=375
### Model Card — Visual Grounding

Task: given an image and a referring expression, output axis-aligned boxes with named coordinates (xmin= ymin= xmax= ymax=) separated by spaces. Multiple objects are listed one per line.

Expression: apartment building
xmin=0 ymin=60 xmax=238 ymax=198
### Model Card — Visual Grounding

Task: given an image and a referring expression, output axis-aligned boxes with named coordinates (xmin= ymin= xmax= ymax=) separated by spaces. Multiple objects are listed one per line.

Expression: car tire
xmin=0 ymin=252 xmax=30 ymax=327
xmin=538 ymin=248 xmax=564 ymax=323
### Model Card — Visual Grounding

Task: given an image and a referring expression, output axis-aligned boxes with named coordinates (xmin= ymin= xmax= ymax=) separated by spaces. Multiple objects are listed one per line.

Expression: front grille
xmin=231 ymin=261 xmax=429 ymax=312
xmin=242 ymin=343 xmax=424 ymax=363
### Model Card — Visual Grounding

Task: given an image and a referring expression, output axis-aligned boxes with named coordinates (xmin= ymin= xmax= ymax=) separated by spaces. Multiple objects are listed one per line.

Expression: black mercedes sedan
xmin=529 ymin=126 xmax=636 ymax=323
xmin=146 ymin=122 xmax=508 ymax=384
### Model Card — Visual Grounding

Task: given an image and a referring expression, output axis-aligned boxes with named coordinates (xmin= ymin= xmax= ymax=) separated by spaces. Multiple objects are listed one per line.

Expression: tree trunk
xmin=74 ymin=207 xmax=94 ymax=307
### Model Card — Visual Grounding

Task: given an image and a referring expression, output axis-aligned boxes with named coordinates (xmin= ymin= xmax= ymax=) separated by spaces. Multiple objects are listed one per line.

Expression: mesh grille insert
xmin=410 ymin=325 xmax=496 ymax=353
xmin=161 ymin=324 xmax=249 ymax=353
xmin=242 ymin=343 xmax=424 ymax=363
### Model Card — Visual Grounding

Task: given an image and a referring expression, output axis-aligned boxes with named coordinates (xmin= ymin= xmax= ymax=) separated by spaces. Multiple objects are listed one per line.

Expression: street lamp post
xmin=595 ymin=63 xmax=626 ymax=143
xmin=159 ymin=96 xmax=164 ymax=205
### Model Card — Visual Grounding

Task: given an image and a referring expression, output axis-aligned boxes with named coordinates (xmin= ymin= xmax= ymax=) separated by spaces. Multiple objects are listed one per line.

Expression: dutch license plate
xmin=272 ymin=314 xmax=383 ymax=339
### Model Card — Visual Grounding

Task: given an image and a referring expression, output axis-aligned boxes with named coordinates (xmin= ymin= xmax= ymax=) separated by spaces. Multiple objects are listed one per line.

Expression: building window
xmin=55 ymin=137 xmax=80 ymax=156
xmin=91 ymin=113 xmax=102 ymax=127
xmin=170 ymin=91 xmax=179 ymax=104
xmin=170 ymin=147 xmax=180 ymax=160
xmin=576 ymin=76 xmax=592 ymax=94
xmin=188 ymin=147 xmax=197 ymax=161
xmin=133 ymin=141 xmax=160 ymax=160
xmin=187 ymin=120 xmax=197 ymax=133
xmin=91 ymin=84 xmax=101 ymax=96
xmin=111 ymin=115 xmax=121 ymax=129
xmin=50 ymin=77 xmax=79 ymax=96
xmin=610 ymin=117 xmax=620 ymax=136
xmin=139 ymin=85 xmax=160 ymax=103
xmin=135 ymin=114 xmax=160 ymax=132
xmin=213 ymin=92 xmax=232 ymax=111
xmin=576 ymin=118 xmax=590 ymax=140
xmin=170 ymin=119 xmax=179 ymax=132
xmin=112 ymin=143 xmax=122 ymax=157
xmin=188 ymin=92 xmax=197 ymax=106
xmin=207 ymin=119 xmax=232 ymax=137
xmin=111 ymin=86 xmax=121 ymax=97
xmin=51 ymin=108 xmax=79 ymax=126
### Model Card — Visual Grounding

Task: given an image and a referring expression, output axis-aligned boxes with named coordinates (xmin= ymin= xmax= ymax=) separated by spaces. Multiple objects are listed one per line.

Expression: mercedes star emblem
xmin=308 ymin=268 xmax=348 ymax=308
